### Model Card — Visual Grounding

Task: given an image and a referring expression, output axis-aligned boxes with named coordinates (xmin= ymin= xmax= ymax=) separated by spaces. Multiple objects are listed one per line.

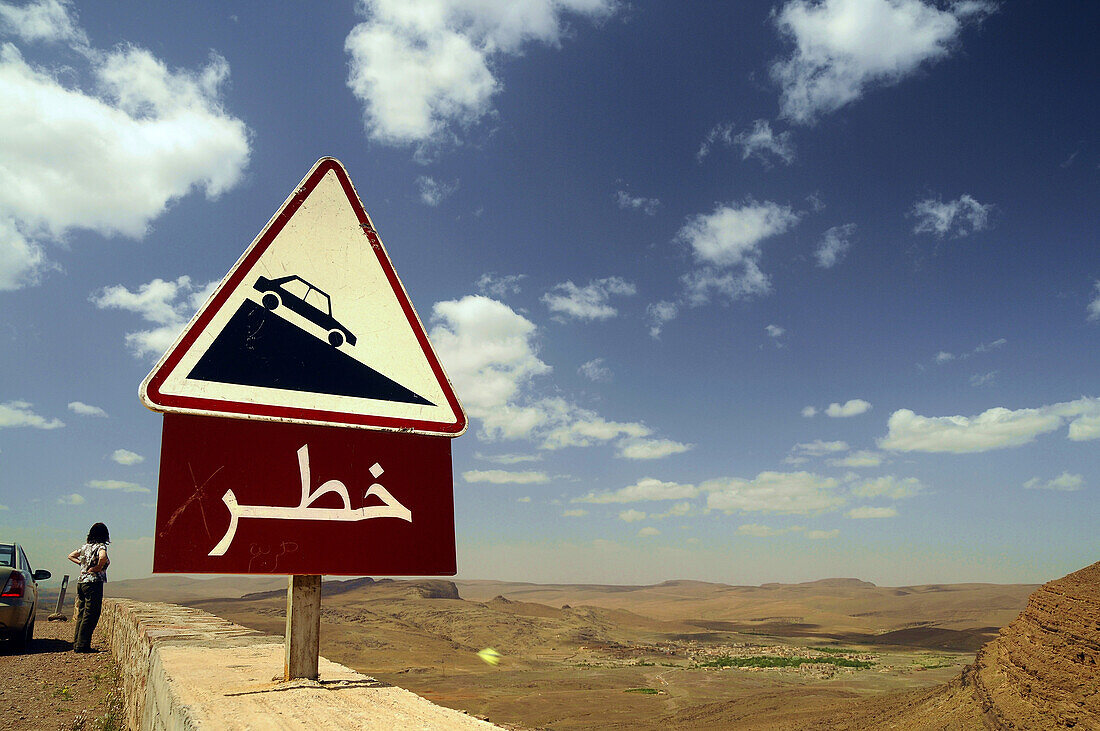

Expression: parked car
xmin=0 ymin=542 xmax=50 ymax=651
xmin=253 ymin=275 xmax=357 ymax=348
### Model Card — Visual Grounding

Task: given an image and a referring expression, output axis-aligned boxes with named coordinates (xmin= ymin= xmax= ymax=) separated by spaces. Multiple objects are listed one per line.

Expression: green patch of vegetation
xmin=91 ymin=689 xmax=125 ymax=731
xmin=624 ymin=687 xmax=659 ymax=694
xmin=810 ymin=646 xmax=865 ymax=654
xmin=699 ymin=655 xmax=873 ymax=669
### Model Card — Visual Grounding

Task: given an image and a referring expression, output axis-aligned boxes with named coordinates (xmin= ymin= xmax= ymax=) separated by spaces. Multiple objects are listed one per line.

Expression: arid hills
xmin=98 ymin=564 xmax=1099 ymax=729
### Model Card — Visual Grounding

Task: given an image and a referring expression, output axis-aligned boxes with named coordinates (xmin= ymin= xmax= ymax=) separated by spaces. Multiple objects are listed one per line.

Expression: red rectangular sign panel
xmin=153 ymin=413 xmax=456 ymax=575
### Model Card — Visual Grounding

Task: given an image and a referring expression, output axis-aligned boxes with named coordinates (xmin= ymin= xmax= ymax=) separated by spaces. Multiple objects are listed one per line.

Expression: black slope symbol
xmin=187 ymin=299 xmax=434 ymax=405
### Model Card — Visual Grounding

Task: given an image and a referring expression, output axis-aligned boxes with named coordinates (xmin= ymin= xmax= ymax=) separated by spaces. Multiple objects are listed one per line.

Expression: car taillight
xmin=1 ymin=573 xmax=25 ymax=598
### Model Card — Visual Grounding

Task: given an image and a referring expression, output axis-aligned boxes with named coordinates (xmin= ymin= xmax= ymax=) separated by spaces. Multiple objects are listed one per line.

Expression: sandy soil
xmin=0 ymin=614 xmax=123 ymax=731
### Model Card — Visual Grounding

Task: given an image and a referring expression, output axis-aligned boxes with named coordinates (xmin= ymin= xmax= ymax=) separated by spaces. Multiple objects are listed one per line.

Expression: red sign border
xmin=140 ymin=158 xmax=467 ymax=436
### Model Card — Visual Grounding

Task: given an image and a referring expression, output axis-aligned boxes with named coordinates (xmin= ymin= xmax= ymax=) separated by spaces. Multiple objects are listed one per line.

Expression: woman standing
xmin=67 ymin=522 xmax=110 ymax=653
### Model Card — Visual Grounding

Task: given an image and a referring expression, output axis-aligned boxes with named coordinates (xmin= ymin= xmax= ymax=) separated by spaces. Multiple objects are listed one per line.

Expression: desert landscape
xmin=96 ymin=562 xmax=1099 ymax=729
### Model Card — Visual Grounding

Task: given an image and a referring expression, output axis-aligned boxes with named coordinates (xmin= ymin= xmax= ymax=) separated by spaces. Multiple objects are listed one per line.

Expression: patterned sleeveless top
xmin=77 ymin=542 xmax=109 ymax=584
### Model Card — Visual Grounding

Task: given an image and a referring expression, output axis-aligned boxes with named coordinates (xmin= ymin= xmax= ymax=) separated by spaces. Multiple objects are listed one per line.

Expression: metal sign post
xmin=47 ymin=574 xmax=69 ymax=621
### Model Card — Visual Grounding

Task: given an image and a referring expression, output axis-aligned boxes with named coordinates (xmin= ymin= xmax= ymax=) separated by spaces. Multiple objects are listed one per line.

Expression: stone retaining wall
xmin=100 ymin=598 xmax=498 ymax=730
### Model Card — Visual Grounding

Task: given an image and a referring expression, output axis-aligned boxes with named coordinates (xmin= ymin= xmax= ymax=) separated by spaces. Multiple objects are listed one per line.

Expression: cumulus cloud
xmin=696 ymin=122 xmax=735 ymax=162
xmin=67 ymin=401 xmax=107 ymax=417
xmin=615 ymin=190 xmax=659 ymax=216
xmin=704 ymin=471 xmax=843 ymax=514
xmin=463 ymin=469 xmax=549 ymax=484
xmin=0 ymin=8 xmax=250 ymax=291
xmin=677 ymin=200 xmax=800 ymax=305
xmin=849 ymin=475 xmax=922 ymax=499
xmin=616 ymin=438 xmax=692 ymax=460
xmin=542 ymin=277 xmax=636 ymax=320
xmin=416 ymin=176 xmax=459 ymax=206
xmin=734 ymin=119 xmax=795 ymax=166
xmin=430 ymin=295 xmax=683 ymax=454
xmin=815 ymin=223 xmax=856 ymax=268
xmin=1023 ymin=473 xmax=1084 ymax=492
xmin=828 ymin=450 xmax=885 ymax=468
xmin=765 ymin=324 xmax=786 ymax=342
xmin=57 ymin=493 xmax=85 ymax=505
xmin=92 ymin=275 xmax=217 ymax=358
xmin=0 ymin=400 xmax=63 ymax=429
xmin=880 ymin=397 xmax=1100 ymax=453
xmin=110 ymin=449 xmax=144 ymax=466
xmin=911 ymin=194 xmax=993 ymax=238
xmin=578 ymin=357 xmax=612 ymax=383
xmin=772 ymin=0 xmax=994 ymax=124
xmin=619 ymin=509 xmax=647 ymax=523
xmin=847 ymin=505 xmax=898 ymax=519
xmin=86 ymin=479 xmax=149 ymax=493
xmin=826 ymin=399 xmax=872 ymax=417
xmin=637 ymin=526 xmax=660 ymax=537
xmin=801 ymin=406 xmax=818 ymax=417
xmin=345 ymin=0 xmax=616 ymax=148
xmin=646 ymin=300 xmax=678 ymax=338
xmin=1087 ymin=281 xmax=1100 ymax=321
xmin=575 ymin=478 xmax=698 ymax=504
xmin=475 ymin=273 xmax=525 ymax=298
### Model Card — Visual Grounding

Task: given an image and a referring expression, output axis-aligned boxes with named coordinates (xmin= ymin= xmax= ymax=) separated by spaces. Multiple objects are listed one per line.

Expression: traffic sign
xmin=153 ymin=413 xmax=456 ymax=575
xmin=140 ymin=157 xmax=467 ymax=436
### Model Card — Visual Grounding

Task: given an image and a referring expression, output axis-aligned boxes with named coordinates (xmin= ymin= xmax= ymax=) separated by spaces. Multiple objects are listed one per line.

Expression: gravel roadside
xmin=0 ymin=614 xmax=123 ymax=731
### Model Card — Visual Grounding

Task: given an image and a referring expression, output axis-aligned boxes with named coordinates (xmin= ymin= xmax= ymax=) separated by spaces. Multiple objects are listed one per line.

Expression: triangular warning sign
xmin=140 ymin=158 xmax=467 ymax=436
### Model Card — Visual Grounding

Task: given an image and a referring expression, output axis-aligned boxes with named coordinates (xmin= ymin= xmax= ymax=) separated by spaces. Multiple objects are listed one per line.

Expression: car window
xmin=17 ymin=546 xmax=30 ymax=572
xmin=303 ymin=287 xmax=330 ymax=314
xmin=0 ymin=544 xmax=13 ymax=568
xmin=281 ymin=277 xmax=310 ymax=300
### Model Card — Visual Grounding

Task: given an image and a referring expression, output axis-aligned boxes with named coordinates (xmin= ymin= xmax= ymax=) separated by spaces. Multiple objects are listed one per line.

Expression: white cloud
xmin=793 ymin=439 xmax=849 ymax=457
xmin=733 ymin=120 xmax=795 ymax=166
xmin=1023 ymin=473 xmax=1084 ymax=492
xmin=617 ymin=438 xmax=692 ymax=460
xmin=880 ymin=397 xmax=1100 ymax=453
xmin=615 ymin=190 xmax=659 ymax=216
xmin=575 ymin=478 xmax=698 ymax=504
xmin=678 ymin=199 xmax=800 ymax=270
xmin=430 ymin=295 xmax=680 ymax=453
xmin=542 ymin=277 xmax=636 ymax=320
xmin=637 ymin=526 xmax=660 ymax=537
xmin=578 ymin=357 xmax=612 ymax=383
xmin=57 ymin=493 xmax=85 ymax=505
xmin=646 ymin=300 xmax=678 ymax=338
xmin=935 ymin=351 xmax=955 ymax=363
xmin=801 ymin=406 xmax=818 ymax=418
xmin=815 ymin=223 xmax=856 ymax=268
xmin=563 ymin=508 xmax=588 ymax=517
xmin=111 ymin=449 xmax=144 ymax=466
xmin=652 ymin=502 xmax=693 ymax=519
xmin=92 ymin=275 xmax=217 ymax=359
xmin=463 ymin=469 xmax=549 ymax=485
xmin=345 ymin=0 xmax=616 ymax=147
xmin=829 ymin=450 xmax=885 ymax=468
xmin=476 ymin=452 xmax=542 ymax=465
xmin=0 ymin=15 xmax=249 ymax=291
xmin=1087 ymin=281 xmax=1100 ymax=321
xmin=704 ymin=471 xmax=843 ymax=514
xmin=850 ymin=475 xmax=922 ymax=499
xmin=0 ymin=400 xmax=63 ymax=429
xmin=765 ymin=324 xmax=785 ymax=340
xmin=806 ymin=529 xmax=839 ymax=539
xmin=0 ymin=0 xmax=88 ymax=46
xmin=969 ymin=371 xmax=997 ymax=387
xmin=416 ymin=175 xmax=459 ymax=206
xmin=771 ymin=0 xmax=993 ymax=124
xmin=911 ymin=194 xmax=993 ymax=238
xmin=696 ymin=122 xmax=734 ymax=162
xmin=619 ymin=509 xmax=647 ymax=523
xmin=475 ymin=273 xmax=525 ymax=298
xmin=67 ymin=401 xmax=107 ymax=417
xmin=86 ymin=479 xmax=149 ymax=493
xmin=847 ymin=506 xmax=898 ymax=519
xmin=738 ymin=523 xmax=802 ymax=537
xmin=826 ymin=399 xmax=871 ymax=417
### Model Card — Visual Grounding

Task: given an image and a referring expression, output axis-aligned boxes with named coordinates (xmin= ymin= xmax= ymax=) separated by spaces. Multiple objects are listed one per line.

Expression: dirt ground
xmin=0 ymin=615 xmax=123 ymax=731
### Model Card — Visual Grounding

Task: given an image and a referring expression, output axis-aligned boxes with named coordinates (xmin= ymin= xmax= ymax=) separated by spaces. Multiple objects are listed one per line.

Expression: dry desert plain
xmin=95 ymin=569 xmax=1087 ymax=730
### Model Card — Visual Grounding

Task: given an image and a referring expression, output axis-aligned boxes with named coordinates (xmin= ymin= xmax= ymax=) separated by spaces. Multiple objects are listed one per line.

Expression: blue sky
xmin=1 ymin=0 xmax=1097 ymax=586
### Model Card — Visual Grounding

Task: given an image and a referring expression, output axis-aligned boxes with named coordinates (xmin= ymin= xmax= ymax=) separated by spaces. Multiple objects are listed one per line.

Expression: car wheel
xmin=13 ymin=618 xmax=31 ymax=652
xmin=262 ymin=293 xmax=281 ymax=310
xmin=328 ymin=330 xmax=344 ymax=347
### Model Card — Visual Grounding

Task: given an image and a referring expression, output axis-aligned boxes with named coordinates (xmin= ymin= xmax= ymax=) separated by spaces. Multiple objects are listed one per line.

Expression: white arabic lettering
xmin=208 ymin=444 xmax=412 ymax=556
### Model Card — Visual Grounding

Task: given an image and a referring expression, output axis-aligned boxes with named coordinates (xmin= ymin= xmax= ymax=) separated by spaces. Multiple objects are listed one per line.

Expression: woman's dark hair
xmin=87 ymin=522 xmax=110 ymax=544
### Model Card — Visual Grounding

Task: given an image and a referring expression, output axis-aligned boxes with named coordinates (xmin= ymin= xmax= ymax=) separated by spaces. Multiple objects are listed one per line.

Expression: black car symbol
xmin=253 ymin=275 xmax=357 ymax=347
